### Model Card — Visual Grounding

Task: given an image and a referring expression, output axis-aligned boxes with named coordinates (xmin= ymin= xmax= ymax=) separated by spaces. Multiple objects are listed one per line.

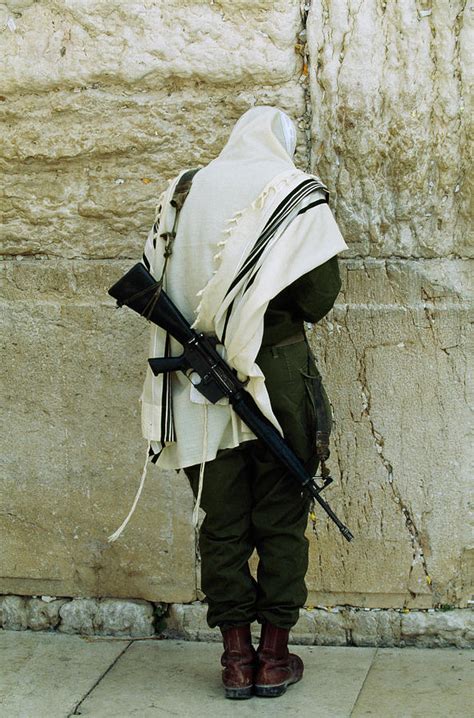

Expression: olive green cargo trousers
xmin=183 ymin=339 xmax=321 ymax=630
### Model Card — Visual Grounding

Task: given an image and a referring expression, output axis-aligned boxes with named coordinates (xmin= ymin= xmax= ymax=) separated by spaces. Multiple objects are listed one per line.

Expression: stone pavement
xmin=0 ymin=631 xmax=471 ymax=718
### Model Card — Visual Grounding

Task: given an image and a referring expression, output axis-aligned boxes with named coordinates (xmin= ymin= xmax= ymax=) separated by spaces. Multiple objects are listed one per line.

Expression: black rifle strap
xmin=120 ymin=165 xmax=198 ymax=317
xmin=158 ymin=168 xmax=200 ymax=284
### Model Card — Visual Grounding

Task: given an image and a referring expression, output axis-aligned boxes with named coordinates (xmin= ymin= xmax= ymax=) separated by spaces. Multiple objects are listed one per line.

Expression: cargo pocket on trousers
xmin=300 ymin=365 xmax=333 ymax=462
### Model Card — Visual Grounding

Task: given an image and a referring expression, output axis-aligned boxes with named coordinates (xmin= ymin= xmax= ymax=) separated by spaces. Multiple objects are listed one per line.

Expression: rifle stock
xmin=108 ymin=262 xmax=195 ymax=346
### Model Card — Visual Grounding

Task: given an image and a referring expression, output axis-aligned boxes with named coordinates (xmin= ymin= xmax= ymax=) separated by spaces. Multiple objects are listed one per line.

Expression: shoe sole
xmin=224 ymin=686 xmax=253 ymax=700
xmin=254 ymin=683 xmax=288 ymax=698
xmin=254 ymin=675 xmax=302 ymax=698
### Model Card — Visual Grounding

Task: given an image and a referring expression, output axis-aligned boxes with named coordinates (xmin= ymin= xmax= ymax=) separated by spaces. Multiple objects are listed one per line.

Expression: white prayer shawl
xmin=107 ymin=107 xmax=347 ymax=542
xmin=141 ymin=179 xmax=347 ymax=469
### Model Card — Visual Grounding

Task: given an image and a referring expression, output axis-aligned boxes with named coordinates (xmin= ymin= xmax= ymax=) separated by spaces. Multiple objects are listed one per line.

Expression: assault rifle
xmin=109 ymin=262 xmax=354 ymax=542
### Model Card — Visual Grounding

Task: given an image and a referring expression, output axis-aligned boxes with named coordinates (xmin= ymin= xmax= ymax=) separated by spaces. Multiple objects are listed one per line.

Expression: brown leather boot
xmin=254 ymin=622 xmax=304 ymax=697
xmin=220 ymin=625 xmax=256 ymax=699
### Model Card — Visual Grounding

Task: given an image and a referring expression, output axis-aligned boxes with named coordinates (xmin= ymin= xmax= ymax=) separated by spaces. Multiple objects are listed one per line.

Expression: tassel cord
xmin=192 ymin=404 xmax=208 ymax=529
xmin=107 ymin=442 xmax=151 ymax=543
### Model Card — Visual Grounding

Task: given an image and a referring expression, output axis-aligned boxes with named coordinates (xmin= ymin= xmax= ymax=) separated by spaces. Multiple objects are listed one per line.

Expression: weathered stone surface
xmin=0 ymin=595 xmax=28 ymax=630
xmin=1 ymin=261 xmax=196 ymax=603
xmin=0 ymin=84 xmax=306 ymax=164
xmin=349 ymin=609 xmax=401 ymax=648
xmin=165 ymin=602 xmax=348 ymax=645
xmin=288 ymin=608 xmax=318 ymax=644
xmin=292 ymin=608 xmax=348 ymax=646
xmin=95 ymin=598 xmax=155 ymax=637
xmin=1 ymin=0 xmax=472 ymax=617
xmin=401 ymin=608 xmax=474 ymax=648
xmin=305 ymin=259 xmax=472 ymax=609
xmin=0 ymin=84 xmax=306 ymax=259
xmin=0 ymin=0 xmax=306 ymax=259
xmin=58 ymin=598 xmax=98 ymax=635
xmin=164 ymin=602 xmax=473 ymax=648
xmin=27 ymin=597 xmax=69 ymax=631
xmin=292 ymin=608 xmax=400 ymax=647
xmin=165 ymin=602 xmax=221 ymax=643
xmin=0 ymin=1 xmax=301 ymax=94
xmin=1 ymin=256 xmax=471 ymax=608
xmin=2 ymin=596 xmax=472 ymax=647
xmin=307 ymin=0 xmax=471 ymax=258
xmin=59 ymin=597 xmax=156 ymax=637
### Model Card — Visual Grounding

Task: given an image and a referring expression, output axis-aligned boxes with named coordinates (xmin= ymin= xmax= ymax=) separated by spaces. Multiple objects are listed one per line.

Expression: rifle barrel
xmin=232 ymin=392 xmax=354 ymax=542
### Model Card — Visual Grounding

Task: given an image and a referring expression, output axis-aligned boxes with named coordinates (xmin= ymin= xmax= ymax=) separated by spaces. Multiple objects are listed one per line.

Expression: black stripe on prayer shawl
xmin=220 ymin=181 xmax=327 ymax=344
xmin=152 ymin=217 xmax=161 ymax=249
xmin=295 ymin=197 xmax=327 ymax=217
xmin=149 ymin=446 xmax=162 ymax=464
xmin=230 ymin=180 xmax=320 ymax=296
xmin=241 ymin=180 xmax=327 ymax=268
xmin=243 ymin=199 xmax=327 ymax=294
xmin=166 ymin=353 xmax=175 ymax=442
xmin=142 ymin=252 xmax=151 ymax=271
xmin=221 ymin=299 xmax=234 ymax=344
xmin=227 ymin=179 xmax=323 ymax=297
xmin=240 ymin=198 xmax=329 ymax=296
xmin=160 ymin=333 xmax=176 ymax=444
xmin=253 ymin=179 xmax=322 ymax=248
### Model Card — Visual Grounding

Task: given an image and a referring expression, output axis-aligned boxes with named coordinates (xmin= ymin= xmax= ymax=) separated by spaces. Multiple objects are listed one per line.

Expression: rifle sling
xmin=158 ymin=168 xmax=200 ymax=283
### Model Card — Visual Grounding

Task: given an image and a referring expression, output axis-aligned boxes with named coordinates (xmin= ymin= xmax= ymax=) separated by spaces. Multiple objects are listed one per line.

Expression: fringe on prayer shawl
xmin=192 ymin=404 xmax=208 ymax=529
xmin=191 ymin=181 xmax=281 ymax=330
xmin=107 ymin=441 xmax=151 ymax=543
xmin=107 ymin=405 xmax=208 ymax=542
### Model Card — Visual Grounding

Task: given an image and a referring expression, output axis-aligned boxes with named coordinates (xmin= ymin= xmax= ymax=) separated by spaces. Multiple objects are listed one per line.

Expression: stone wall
xmin=1 ymin=1 xmax=472 ymax=612
xmin=2 ymin=595 xmax=473 ymax=648
xmin=304 ymin=0 xmax=472 ymax=609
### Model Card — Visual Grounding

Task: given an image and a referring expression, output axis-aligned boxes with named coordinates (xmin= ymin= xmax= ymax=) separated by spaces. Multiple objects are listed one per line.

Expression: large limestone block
xmin=305 ymin=258 xmax=472 ymax=608
xmin=2 ymin=257 xmax=471 ymax=608
xmin=307 ymin=1 xmax=471 ymax=257
xmin=0 ymin=1 xmax=301 ymax=93
xmin=0 ymin=85 xmax=306 ymax=165
xmin=0 ymin=84 xmax=306 ymax=259
xmin=1 ymin=259 xmax=196 ymax=602
xmin=1 ymin=0 xmax=307 ymax=259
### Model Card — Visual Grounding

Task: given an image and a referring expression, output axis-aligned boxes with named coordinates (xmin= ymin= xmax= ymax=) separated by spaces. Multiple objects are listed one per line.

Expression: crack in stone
xmin=67 ymin=640 xmax=133 ymax=716
xmin=343 ymin=304 xmax=432 ymax=599
xmin=361 ymin=351 xmax=432 ymax=599
xmin=299 ymin=0 xmax=313 ymax=171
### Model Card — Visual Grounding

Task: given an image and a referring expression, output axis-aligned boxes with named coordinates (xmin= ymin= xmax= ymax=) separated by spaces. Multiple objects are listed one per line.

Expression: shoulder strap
xmin=171 ymin=168 xmax=200 ymax=212
xmin=158 ymin=168 xmax=199 ymax=283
